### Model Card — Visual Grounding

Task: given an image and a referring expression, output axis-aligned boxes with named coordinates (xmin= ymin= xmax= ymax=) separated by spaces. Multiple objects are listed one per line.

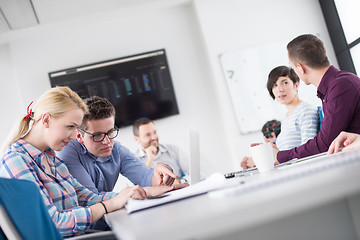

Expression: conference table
xmin=106 ymin=149 xmax=360 ymax=240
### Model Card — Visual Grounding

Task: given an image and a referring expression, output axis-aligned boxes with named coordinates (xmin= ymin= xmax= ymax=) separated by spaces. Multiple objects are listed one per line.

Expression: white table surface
xmin=106 ymin=150 xmax=360 ymax=240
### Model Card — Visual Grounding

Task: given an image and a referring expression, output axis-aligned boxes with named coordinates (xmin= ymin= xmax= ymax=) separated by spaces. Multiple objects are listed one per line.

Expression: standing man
xmin=133 ymin=118 xmax=189 ymax=184
xmin=242 ymin=34 xmax=360 ymax=167
xmin=57 ymin=96 xmax=177 ymax=195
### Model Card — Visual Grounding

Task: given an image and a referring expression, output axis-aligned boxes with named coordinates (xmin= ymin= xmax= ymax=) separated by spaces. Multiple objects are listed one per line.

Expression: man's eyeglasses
xmin=78 ymin=127 xmax=119 ymax=142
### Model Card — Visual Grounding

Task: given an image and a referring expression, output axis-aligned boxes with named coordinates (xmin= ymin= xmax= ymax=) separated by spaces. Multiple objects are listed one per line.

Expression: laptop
xmin=224 ymin=167 xmax=258 ymax=179
xmin=189 ymin=128 xmax=201 ymax=185
xmin=224 ymin=151 xmax=329 ymax=179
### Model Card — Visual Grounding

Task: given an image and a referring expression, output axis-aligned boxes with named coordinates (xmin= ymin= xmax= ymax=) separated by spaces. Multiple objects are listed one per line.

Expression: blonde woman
xmin=0 ymin=87 xmax=170 ymax=237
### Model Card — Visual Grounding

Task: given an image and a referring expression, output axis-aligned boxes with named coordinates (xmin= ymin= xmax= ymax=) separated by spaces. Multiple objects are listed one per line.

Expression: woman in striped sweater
xmin=241 ymin=66 xmax=319 ymax=169
xmin=267 ymin=66 xmax=319 ymax=151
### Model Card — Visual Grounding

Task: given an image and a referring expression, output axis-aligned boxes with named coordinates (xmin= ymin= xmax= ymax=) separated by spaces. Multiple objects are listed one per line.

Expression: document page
xmin=125 ymin=172 xmax=241 ymax=213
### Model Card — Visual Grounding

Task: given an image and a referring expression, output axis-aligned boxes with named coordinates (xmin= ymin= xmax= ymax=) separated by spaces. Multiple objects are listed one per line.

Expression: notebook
xmin=125 ymin=172 xmax=241 ymax=213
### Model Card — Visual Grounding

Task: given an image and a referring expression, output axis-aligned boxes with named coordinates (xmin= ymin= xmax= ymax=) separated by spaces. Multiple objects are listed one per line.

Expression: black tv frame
xmin=49 ymin=49 xmax=179 ymax=128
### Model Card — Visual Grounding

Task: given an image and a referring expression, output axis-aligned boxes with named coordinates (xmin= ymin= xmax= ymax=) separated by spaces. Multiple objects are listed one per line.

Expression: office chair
xmin=317 ymin=106 xmax=324 ymax=131
xmin=0 ymin=178 xmax=116 ymax=240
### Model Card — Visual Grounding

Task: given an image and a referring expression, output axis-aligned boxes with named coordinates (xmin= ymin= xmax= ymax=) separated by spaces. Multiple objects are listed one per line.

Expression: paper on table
xmin=125 ymin=172 xmax=241 ymax=213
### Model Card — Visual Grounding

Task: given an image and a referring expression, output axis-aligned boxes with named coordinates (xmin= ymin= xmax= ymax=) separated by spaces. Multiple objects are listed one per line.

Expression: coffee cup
xmin=249 ymin=142 xmax=276 ymax=173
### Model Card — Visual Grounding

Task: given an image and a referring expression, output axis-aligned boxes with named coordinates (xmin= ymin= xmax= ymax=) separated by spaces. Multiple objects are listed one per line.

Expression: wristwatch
xmin=179 ymin=178 xmax=188 ymax=184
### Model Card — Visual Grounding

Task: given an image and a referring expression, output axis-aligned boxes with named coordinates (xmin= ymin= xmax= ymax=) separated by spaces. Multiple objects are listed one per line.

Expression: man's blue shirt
xmin=57 ymin=140 xmax=153 ymax=194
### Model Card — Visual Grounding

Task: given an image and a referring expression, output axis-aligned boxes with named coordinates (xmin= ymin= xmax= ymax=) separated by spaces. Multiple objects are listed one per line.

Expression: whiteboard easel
xmin=220 ymin=41 xmax=289 ymax=134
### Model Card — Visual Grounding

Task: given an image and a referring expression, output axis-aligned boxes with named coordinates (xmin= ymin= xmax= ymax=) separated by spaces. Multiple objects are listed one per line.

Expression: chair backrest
xmin=0 ymin=205 xmax=22 ymax=240
xmin=317 ymin=106 xmax=324 ymax=131
xmin=0 ymin=178 xmax=62 ymax=240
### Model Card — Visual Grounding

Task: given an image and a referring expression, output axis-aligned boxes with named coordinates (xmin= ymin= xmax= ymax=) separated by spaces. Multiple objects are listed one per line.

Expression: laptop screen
xmin=189 ymin=128 xmax=201 ymax=185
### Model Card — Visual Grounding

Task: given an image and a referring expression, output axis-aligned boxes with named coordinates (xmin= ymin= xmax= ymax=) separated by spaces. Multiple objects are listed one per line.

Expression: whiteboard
xmin=220 ymin=41 xmax=289 ymax=134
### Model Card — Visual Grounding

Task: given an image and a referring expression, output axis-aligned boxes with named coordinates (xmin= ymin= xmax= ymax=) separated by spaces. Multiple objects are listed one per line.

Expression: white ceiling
xmin=0 ymin=0 xmax=184 ymax=34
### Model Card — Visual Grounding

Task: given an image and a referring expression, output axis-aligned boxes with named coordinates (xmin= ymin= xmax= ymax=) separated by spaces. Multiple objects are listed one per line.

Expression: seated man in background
xmin=133 ymin=117 xmax=189 ymax=184
xmin=57 ymin=96 xmax=178 ymax=196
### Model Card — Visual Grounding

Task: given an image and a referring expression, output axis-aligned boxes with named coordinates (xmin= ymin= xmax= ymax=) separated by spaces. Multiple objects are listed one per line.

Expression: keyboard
xmin=224 ymin=152 xmax=328 ymax=179
xmin=224 ymin=167 xmax=258 ymax=179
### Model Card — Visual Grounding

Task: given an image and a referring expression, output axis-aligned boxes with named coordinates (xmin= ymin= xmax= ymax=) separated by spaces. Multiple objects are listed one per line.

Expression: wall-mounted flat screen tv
xmin=49 ymin=49 xmax=179 ymax=128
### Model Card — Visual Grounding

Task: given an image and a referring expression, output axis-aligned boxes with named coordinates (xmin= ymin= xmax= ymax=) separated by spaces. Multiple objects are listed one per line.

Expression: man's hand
xmin=151 ymin=163 xmax=177 ymax=186
xmin=144 ymin=145 xmax=157 ymax=168
xmin=328 ymin=131 xmax=360 ymax=154
xmin=271 ymin=143 xmax=280 ymax=165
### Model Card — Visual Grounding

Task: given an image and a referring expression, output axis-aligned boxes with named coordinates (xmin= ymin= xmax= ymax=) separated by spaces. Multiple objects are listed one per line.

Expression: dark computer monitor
xmin=49 ymin=49 xmax=179 ymax=128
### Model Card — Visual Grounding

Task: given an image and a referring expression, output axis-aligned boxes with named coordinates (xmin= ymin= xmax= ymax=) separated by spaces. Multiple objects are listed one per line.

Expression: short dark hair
xmin=287 ymin=34 xmax=330 ymax=69
xmin=267 ymin=66 xmax=299 ymax=99
xmin=79 ymin=96 xmax=115 ymax=130
xmin=132 ymin=117 xmax=153 ymax=136
xmin=262 ymin=120 xmax=281 ymax=139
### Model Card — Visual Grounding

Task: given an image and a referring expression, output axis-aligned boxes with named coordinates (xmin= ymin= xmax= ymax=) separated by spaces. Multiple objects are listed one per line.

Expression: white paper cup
xmin=249 ymin=142 xmax=276 ymax=173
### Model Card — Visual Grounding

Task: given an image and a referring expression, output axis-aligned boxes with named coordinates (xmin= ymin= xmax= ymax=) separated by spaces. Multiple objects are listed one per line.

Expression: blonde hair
xmin=1 ymin=86 xmax=88 ymax=153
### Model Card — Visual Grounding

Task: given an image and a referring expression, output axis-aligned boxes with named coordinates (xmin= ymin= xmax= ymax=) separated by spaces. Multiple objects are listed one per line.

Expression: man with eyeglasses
xmin=57 ymin=96 xmax=177 ymax=197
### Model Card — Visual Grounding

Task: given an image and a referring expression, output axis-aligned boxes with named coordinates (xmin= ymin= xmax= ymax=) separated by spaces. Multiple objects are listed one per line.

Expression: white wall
xmin=0 ymin=0 xmax=338 ymax=174
xmin=0 ymin=44 xmax=23 ymax=146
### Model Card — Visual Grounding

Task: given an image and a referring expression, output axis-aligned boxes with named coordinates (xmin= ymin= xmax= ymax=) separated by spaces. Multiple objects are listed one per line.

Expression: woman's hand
xmin=130 ymin=185 xmax=147 ymax=200
xmin=106 ymin=185 xmax=147 ymax=211
xmin=144 ymin=184 xmax=189 ymax=198
xmin=144 ymin=185 xmax=174 ymax=198
xmin=241 ymin=156 xmax=255 ymax=169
